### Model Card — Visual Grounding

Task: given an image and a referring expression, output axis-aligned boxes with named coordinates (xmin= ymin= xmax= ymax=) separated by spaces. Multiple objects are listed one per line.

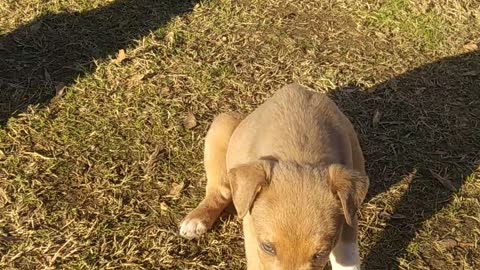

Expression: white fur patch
xmin=329 ymin=241 xmax=361 ymax=270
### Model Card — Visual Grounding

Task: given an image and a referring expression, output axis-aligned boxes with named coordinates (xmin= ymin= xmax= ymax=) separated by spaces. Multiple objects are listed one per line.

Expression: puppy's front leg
xmin=329 ymin=220 xmax=361 ymax=270
xmin=180 ymin=113 xmax=243 ymax=239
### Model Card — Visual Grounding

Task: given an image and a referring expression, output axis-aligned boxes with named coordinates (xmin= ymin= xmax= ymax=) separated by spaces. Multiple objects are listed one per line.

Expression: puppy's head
xmin=228 ymin=159 xmax=368 ymax=269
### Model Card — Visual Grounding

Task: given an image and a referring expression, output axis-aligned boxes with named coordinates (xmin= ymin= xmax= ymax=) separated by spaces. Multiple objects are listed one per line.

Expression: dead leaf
xmin=114 ymin=49 xmax=126 ymax=64
xmin=463 ymin=43 xmax=478 ymax=51
xmin=344 ymin=87 xmax=357 ymax=93
xmin=146 ymin=144 xmax=164 ymax=170
xmin=55 ymin=82 xmax=66 ymax=97
xmin=183 ymin=113 xmax=197 ymax=129
xmin=437 ymin=238 xmax=458 ymax=249
xmin=372 ymin=109 xmax=381 ymax=127
xmin=462 ymin=70 xmax=479 ymax=76
xmin=127 ymin=74 xmax=145 ymax=88
xmin=430 ymin=170 xmax=457 ymax=192
xmin=159 ymin=202 xmax=169 ymax=212
xmin=164 ymin=32 xmax=175 ymax=45
xmin=0 ymin=236 xmax=21 ymax=243
xmin=374 ymin=31 xmax=387 ymax=39
xmin=391 ymin=214 xmax=407 ymax=219
xmin=161 ymin=88 xmax=170 ymax=95
xmin=379 ymin=212 xmax=391 ymax=219
xmin=0 ymin=150 xmax=5 ymax=160
xmin=130 ymin=74 xmax=145 ymax=82
xmin=30 ymin=21 xmax=42 ymax=32
xmin=44 ymin=69 xmax=51 ymax=82
xmin=169 ymin=181 xmax=185 ymax=199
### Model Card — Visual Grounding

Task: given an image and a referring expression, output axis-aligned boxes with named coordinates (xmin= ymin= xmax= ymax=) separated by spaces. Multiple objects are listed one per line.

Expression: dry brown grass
xmin=1 ymin=0 xmax=479 ymax=269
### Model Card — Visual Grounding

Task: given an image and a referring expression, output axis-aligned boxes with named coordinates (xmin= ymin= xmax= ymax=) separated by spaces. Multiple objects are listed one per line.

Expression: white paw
xmin=179 ymin=218 xmax=208 ymax=239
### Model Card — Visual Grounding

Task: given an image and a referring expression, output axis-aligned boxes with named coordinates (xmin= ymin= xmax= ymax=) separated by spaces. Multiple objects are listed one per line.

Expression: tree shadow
xmin=330 ymin=50 xmax=480 ymax=269
xmin=0 ymin=0 xmax=197 ymax=127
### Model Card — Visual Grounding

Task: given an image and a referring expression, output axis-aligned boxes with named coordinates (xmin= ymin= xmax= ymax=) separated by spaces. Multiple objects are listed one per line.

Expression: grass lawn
xmin=1 ymin=0 xmax=479 ymax=269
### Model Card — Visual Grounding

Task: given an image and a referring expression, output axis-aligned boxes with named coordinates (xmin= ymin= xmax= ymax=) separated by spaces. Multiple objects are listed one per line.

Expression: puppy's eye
xmin=260 ymin=242 xmax=276 ymax=256
xmin=313 ymin=250 xmax=328 ymax=260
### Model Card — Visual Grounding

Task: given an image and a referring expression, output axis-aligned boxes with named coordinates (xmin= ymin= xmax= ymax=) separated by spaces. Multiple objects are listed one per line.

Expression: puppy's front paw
xmin=179 ymin=217 xmax=208 ymax=239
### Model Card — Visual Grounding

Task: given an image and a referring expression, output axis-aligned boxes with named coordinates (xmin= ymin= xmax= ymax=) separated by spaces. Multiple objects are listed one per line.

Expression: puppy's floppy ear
xmin=227 ymin=159 xmax=275 ymax=218
xmin=327 ymin=164 xmax=369 ymax=226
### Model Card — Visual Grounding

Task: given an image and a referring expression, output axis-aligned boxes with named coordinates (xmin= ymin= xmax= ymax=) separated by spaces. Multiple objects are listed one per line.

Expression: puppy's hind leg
xmin=179 ymin=113 xmax=243 ymax=239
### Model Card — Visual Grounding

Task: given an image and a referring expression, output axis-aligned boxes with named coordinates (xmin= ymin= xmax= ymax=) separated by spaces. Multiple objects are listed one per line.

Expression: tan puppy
xmin=180 ymin=83 xmax=369 ymax=270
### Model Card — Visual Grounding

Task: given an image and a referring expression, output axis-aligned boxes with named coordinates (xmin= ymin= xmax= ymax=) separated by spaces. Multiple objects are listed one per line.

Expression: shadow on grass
xmin=0 ymin=0 xmax=197 ymax=126
xmin=331 ymin=51 xmax=480 ymax=269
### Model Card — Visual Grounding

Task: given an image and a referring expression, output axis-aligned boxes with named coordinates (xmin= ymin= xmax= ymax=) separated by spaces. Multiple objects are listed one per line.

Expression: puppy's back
xmin=227 ymin=83 xmax=355 ymax=169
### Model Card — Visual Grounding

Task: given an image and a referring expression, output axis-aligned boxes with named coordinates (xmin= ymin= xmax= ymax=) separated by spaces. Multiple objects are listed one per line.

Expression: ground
xmin=1 ymin=0 xmax=479 ymax=269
